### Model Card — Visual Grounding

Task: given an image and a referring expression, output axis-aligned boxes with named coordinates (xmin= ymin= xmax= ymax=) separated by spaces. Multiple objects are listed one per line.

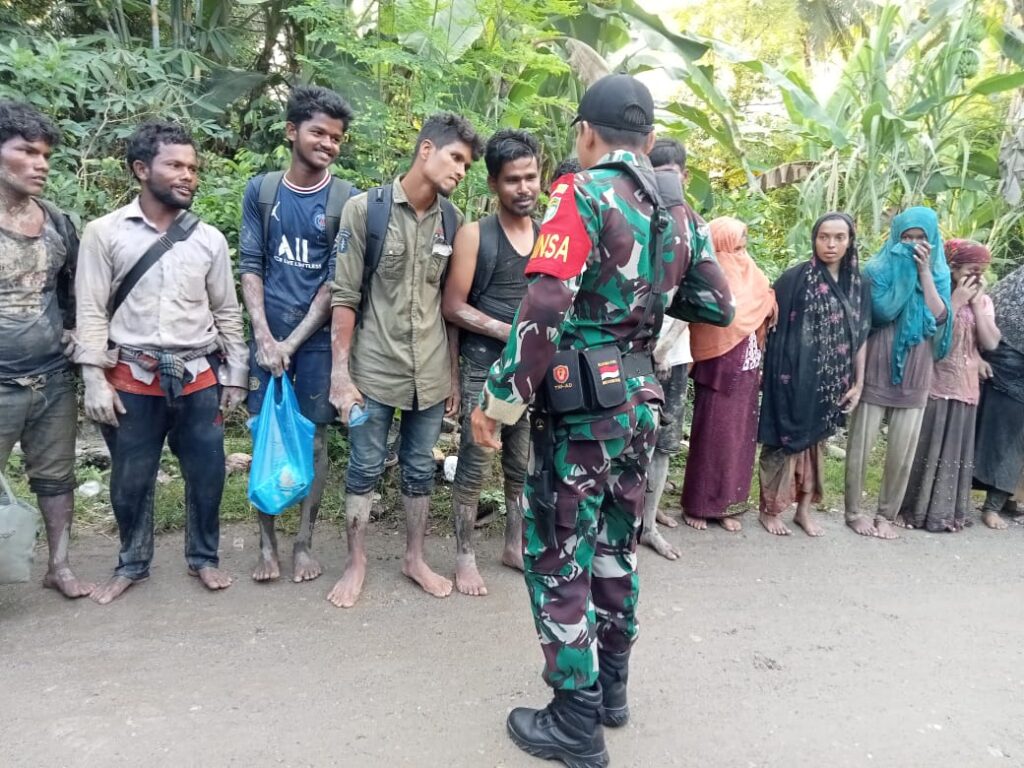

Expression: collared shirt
xmin=331 ymin=177 xmax=461 ymax=410
xmin=73 ymin=197 xmax=248 ymax=388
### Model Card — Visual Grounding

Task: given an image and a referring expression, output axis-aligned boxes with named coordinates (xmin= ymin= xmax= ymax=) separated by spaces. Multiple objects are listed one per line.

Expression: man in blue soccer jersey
xmin=239 ymin=85 xmax=357 ymax=584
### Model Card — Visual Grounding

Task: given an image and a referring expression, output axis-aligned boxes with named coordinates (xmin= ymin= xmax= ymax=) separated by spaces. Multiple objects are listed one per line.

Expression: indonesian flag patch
xmin=525 ymin=173 xmax=590 ymax=280
xmin=597 ymin=359 xmax=622 ymax=385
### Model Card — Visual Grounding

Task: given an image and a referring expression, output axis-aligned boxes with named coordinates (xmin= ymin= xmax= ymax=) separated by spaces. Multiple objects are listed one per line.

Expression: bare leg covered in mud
xmin=327 ymin=492 xmax=372 ymax=608
xmin=292 ymin=425 xmax=328 ymax=582
xmin=402 ymin=494 xmax=452 ymax=598
xmin=641 ymin=452 xmax=680 ymax=560
xmin=252 ymin=426 xmax=328 ymax=582
xmin=502 ymin=493 xmax=524 ymax=571
xmin=793 ymin=491 xmax=823 ymax=537
xmin=453 ymin=500 xmax=487 ymax=596
xmin=37 ymin=492 xmax=94 ymax=598
xmin=252 ymin=512 xmax=280 ymax=582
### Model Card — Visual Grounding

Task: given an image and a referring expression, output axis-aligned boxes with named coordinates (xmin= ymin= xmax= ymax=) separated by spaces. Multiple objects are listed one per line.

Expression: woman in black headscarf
xmin=973 ymin=263 xmax=1024 ymax=529
xmin=757 ymin=212 xmax=872 ymax=536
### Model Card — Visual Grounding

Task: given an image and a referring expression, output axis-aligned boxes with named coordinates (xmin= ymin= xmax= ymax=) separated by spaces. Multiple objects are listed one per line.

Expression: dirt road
xmin=2 ymin=515 xmax=1022 ymax=767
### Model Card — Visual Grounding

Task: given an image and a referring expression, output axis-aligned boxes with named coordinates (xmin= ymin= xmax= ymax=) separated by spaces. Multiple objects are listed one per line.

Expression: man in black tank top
xmin=442 ymin=129 xmax=541 ymax=596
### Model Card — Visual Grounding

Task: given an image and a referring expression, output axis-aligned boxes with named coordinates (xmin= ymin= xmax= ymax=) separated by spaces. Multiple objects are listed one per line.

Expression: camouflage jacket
xmin=481 ymin=150 xmax=732 ymax=426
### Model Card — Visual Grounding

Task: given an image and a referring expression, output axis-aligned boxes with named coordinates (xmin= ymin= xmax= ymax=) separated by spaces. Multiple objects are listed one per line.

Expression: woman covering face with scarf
xmin=900 ymin=239 xmax=1000 ymax=532
xmin=844 ymin=206 xmax=952 ymax=540
xmin=757 ymin=212 xmax=871 ymax=536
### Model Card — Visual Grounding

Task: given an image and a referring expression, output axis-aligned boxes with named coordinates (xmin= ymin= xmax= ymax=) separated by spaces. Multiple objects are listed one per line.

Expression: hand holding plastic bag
xmin=247 ymin=376 xmax=315 ymax=516
xmin=0 ymin=471 xmax=41 ymax=584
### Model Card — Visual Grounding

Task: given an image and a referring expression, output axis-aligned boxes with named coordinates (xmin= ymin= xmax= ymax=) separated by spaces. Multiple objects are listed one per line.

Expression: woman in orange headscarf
xmin=681 ymin=216 xmax=776 ymax=531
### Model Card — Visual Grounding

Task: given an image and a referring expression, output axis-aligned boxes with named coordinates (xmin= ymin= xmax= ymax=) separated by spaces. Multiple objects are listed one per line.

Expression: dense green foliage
xmin=0 ymin=0 xmax=1020 ymax=275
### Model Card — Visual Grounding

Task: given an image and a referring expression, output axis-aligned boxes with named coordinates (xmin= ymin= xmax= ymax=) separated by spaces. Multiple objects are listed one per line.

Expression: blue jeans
xmin=345 ymin=397 xmax=444 ymax=497
xmin=100 ymin=386 xmax=225 ymax=580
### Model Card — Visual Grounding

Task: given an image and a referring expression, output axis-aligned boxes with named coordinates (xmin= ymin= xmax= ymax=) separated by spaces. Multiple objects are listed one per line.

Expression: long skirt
xmin=681 ymin=343 xmax=760 ymax=519
xmin=900 ymin=398 xmax=976 ymax=532
xmin=758 ymin=443 xmax=825 ymax=516
xmin=973 ymin=384 xmax=1024 ymax=495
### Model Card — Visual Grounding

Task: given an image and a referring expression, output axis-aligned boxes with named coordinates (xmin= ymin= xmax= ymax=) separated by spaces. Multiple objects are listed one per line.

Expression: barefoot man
xmin=441 ymin=129 xmax=541 ymax=595
xmin=240 ymin=85 xmax=357 ymax=583
xmin=327 ymin=113 xmax=482 ymax=607
xmin=0 ymin=101 xmax=92 ymax=598
xmin=75 ymin=121 xmax=248 ymax=604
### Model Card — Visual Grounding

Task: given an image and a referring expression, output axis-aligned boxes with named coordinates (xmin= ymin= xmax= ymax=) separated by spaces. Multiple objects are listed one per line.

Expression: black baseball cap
xmin=571 ymin=74 xmax=655 ymax=134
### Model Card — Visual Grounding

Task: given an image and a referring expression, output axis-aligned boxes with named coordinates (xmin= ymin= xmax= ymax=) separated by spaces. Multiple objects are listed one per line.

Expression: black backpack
xmin=358 ymin=184 xmax=459 ymax=324
xmin=468 ymin=214 xmax=540 ymax=307
xmin=256 ymin=171 xmax=354 ymax=252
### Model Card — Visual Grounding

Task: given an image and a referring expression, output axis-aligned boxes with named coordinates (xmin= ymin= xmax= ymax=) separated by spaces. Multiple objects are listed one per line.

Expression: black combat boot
xmin=506 ymin=683 xmax=609 ymax=768
xmin=597 ymin=649 xmax=630 ymax=727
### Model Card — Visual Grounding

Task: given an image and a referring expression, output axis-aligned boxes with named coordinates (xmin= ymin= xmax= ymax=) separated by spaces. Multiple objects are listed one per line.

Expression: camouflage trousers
xmin=522 ymin=401 xmax=660 ymax=690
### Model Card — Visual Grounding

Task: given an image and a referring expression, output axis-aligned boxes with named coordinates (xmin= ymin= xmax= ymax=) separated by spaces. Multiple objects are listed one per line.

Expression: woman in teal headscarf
xmin=844 ymin=206 xmax=952 ymax=540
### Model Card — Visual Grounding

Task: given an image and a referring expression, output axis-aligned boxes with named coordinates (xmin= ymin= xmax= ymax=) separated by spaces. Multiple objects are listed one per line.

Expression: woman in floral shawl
xmin=758 ymin=213 xmax=871 ymax=536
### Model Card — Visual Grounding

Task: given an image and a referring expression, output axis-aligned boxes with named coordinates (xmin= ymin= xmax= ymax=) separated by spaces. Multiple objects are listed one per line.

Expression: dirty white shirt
xmin=73 ymin=197 xmax=247 ymax=387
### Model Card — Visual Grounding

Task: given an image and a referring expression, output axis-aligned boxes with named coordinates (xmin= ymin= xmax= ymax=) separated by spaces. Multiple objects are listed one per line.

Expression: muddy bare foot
xmin=655 ymin=509 xmax=679 ymax=529
xmin=846 ymin=516 xmax=877 ymax=537
xmin=252 ymin=551 xmax=280 ymax=582
xmin=684 ymin=514 xmax=707 ymax=531
xmin=759 ymin=512 xmax=791 ymax=536
xmin=982 ymin=510 xmax=1009 ymax=530
xmin=719 ymin=517 xmax=742 ymax=532
xmin=894 ymin=514 xmax=913 ymax=529
xmin=792 ymin=509 xmax=823 ymax=537
xmin=42 ymin=565 xmax=95 ymax=598
xmin=327 ymin=556 xmax=367 ymax=608
xmin=640 ymin=529 xmax=681 ymax=560
xmin=189 ymin=567 xmax=234 ymax=591
xmin=502 ymin=545 xmax=524 ymax=572
xmin=91 ymin=575 xmax=144 ymax=605
xmin=873 ymin=519 xmax=899 ymax=540
xmin=403 ymin=554 xmax=453 ymax=598
xmin=292 ymin=546 xmax=322 ymax=583
xmin=455 ymin=554 xmax=488 ymax=597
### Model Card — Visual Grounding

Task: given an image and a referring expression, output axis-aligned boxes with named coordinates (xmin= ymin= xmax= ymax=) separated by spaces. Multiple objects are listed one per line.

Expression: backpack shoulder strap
xmin=109 ymin=212 xmax=201 ymax=318
xmin=257 ymin=171 xmax=284 ymax=246
xmin=36 ymin=198 xmax=79 ymax=329
xmin=359 ymin=185 xmax=393 ymax=325
xmin=324 ymin=177 xmax=354 ymax=247
xmin=439 ymin=197 xmax=459 ymax=246
xmin=469 ymin=214 xmax=500 ymax=306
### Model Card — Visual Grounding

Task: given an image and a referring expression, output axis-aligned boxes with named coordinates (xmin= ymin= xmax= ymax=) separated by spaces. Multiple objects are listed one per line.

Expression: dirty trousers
xmin=844 ymin=401 xmax=925 ymax=523
xmin=101 ymin=387 xmax=224 ymax=579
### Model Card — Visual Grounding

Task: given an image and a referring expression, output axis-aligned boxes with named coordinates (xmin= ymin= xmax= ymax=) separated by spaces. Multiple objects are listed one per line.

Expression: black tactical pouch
xmin=544 ymin=349 xmax=586 ymax=414
xmin=581 ymin=347 xmax=628 ymax=410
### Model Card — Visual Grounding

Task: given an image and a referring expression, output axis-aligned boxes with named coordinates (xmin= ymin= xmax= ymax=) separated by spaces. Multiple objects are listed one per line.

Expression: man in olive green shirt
xmin=328 ymin=113 xmax=482 ymax=608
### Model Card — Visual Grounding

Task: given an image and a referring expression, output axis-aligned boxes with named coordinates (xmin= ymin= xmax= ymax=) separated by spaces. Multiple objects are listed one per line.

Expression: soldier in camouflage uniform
xmin=471 ymin=75 xmax=733 ymax=768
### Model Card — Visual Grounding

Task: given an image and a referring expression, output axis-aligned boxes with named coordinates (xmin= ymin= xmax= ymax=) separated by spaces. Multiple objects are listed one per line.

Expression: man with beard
xmin=239 ymin=85 xmax=357 ymax=584
xmin=328 ymin=112 xmax=482 ymax=608
xmin=74 ymin=121 xmax=248 ymax=604
xmin=0 ymin=100 xmax=91 ymax=597
xmin=442 ymin=129 xmax=541 ymax=596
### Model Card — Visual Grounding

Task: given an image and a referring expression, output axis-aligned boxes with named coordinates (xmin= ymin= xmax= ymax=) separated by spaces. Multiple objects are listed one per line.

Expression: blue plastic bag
xmin=247 ymin=375 xmax=315 ymax=516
